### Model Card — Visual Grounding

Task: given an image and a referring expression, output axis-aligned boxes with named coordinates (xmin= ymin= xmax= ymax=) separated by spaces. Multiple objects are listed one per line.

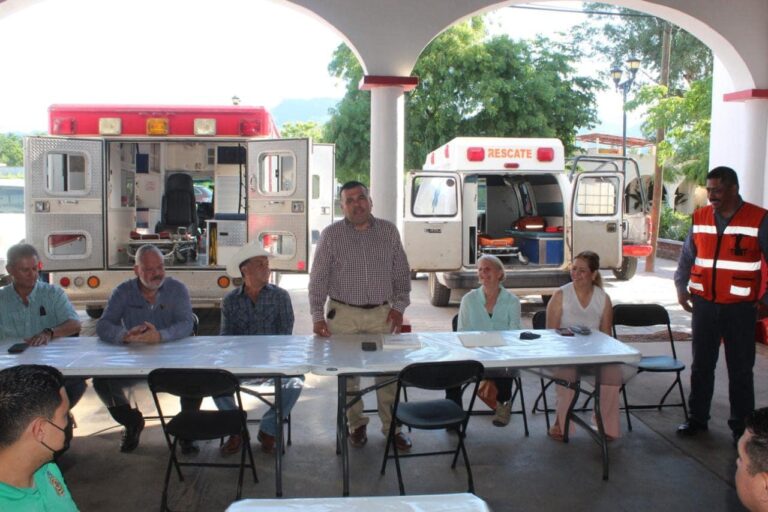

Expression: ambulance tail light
xmin=537 ymin=147 xmax=555 ymax=162
xmin=52 ymin=117 xmax=76 ymax=135
xmin=59 ymin=277 xmax=71 ymax=288
xmin=146 ymin=118 xmax=169 ymax=136
xmin=217 ymin=276 xmax=231 ymax=288
xmin=466 ymin=147 xmax=485 ymax=162
xmin=87 ymin=276 xmax=100 ymax=289
xmin=99 ymin=118 xmax=122 ymax=135
xmin=240 ymin=120 xmax=262 ymax=136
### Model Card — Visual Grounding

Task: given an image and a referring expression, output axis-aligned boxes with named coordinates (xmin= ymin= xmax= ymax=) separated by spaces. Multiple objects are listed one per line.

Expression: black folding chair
xmin=612 ymin=303 xmax=688 ymax=430
xmin=380 ymin=360 xmax=484 ymax=495
xmin=451 ymin=314 xmax=528 ymax=435
xmin=148 ymin=368 xmax=258 ymax=511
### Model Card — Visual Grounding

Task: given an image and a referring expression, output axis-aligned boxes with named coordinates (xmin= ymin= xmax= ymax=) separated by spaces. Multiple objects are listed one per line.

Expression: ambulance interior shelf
xmin=505 ymin=230 xmax=564 ymax=265
xmin=206 ymin=213 xmax=246 ymax=267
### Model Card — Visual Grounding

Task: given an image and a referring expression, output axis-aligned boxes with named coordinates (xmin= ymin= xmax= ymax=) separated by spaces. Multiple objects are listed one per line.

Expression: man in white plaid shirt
xmin=309 ymin=181 xmax=412 ymax=451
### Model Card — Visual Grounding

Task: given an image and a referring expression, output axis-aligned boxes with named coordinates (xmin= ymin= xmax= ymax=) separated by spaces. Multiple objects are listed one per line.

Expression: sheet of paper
xmin=382 ymin=334 xmax=421 ymax=350
xmin=458 ymin=332 xmax=506 ymax=348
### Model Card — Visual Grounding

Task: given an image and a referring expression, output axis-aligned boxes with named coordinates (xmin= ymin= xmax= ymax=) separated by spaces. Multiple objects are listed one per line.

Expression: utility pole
xmin=645 ymin=22 xmax=672 ymax=272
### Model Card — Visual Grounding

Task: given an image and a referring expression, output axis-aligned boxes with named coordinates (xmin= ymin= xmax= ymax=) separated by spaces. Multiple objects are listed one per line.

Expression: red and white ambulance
xmin=403 ymin=137 xmax=652 ymax=306
xmin=24 ymin=104 xmax=334 ymax=317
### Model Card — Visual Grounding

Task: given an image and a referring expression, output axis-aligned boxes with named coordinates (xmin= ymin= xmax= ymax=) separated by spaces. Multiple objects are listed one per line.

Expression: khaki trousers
xmin=326 ymin=300 xmax=398 ymax=435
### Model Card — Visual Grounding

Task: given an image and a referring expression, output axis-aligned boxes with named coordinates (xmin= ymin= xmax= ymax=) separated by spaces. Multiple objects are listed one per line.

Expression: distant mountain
xmin=272 ymin=98 xmax=340 ymax=128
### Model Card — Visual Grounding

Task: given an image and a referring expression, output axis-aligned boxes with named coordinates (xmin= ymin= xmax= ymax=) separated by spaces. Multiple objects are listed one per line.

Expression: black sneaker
xmin=120 ymin=417 xmax=145 ymax=452
xmin=676 ymin=420 xmax=708 ymax=437
xmin=179 ymin=439 xmax=200 ymax=455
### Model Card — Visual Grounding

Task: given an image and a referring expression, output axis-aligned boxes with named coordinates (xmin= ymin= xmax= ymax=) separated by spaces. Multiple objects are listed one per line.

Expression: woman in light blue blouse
xmin=450 ymin=254 xmax=521 ymax=426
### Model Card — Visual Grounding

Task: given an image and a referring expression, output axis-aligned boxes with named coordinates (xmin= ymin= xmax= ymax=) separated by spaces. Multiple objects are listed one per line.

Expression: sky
xmin=0 ymin=0 xmax=640 ymax=137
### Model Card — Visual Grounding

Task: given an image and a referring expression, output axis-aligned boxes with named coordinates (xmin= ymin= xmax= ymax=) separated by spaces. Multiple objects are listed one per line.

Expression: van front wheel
xmin=428 ymin=272 xmax=451 ymax=307
xmin=612 ymin=257 xmax=638 ymax=281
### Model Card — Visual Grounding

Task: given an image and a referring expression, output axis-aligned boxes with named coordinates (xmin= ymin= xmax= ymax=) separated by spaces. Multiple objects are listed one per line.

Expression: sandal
xmin=548 ymin=425 xmax=564 ymax=442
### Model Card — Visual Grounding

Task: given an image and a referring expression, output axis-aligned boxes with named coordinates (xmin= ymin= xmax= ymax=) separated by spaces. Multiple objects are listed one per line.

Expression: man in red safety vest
xmin=675 ymin=166 xmax=768 ymax=445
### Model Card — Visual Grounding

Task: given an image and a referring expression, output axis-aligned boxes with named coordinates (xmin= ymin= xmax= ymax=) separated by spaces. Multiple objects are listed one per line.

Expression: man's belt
xmin=331 ymin=298 xmax=388 ymax=310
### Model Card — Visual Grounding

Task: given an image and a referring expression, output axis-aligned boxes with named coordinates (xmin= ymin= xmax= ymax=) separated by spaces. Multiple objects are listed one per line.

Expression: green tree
xmin=577 ymin=3 xmax=712 ymax=90
xmin=0 ymin=133 xmax=23 ymax=167
xmin=280 ymin=121 xmax=326 ymax=141
xmin=323 ymin=48 xmax=371 ymax=184
xmin=628 ymin=78 xmax=711 ymax=183
xmin=575 ymin=4 xmax=713 ymax=184
xmin=325 ymin=18 xmax=602 ymax=183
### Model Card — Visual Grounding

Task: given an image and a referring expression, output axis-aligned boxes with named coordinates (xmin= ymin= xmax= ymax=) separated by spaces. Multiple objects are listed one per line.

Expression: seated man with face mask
xmin=0 ymin=364 xmax=78 ymax=511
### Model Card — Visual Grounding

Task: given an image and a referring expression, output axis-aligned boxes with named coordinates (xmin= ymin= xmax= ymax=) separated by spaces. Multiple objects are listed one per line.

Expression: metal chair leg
xmin=515 ymin=376 xmax=530 ymax=436
xmin=621 ymin=384 xmax=633 ymax=431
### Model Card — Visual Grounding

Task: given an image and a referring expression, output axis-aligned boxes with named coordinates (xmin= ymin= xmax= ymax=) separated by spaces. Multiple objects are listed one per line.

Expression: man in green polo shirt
xmin=0 ymin=364 xmax=79 ymax=511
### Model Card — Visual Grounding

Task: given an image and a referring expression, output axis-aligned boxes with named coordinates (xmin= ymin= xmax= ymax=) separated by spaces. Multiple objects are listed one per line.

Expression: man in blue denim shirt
xmin=215 ymin=242 xmax=303 ymax=455
xmin=93 ymin=244 xmax=196 ymax=453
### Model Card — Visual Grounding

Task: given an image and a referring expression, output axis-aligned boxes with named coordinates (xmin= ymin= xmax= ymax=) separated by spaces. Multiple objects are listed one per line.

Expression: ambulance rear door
xmin=570 ymin=170 xmax=624 ymax=268
xmin=25 ymin=137 xmax=105 ymax=271
xmin=308 ymin=143 xmax=335 ymax=265
xmin=403 ymin=171 xmax=462 ymax=271
xmin=247 ymin=139 xmax=309 ymax=272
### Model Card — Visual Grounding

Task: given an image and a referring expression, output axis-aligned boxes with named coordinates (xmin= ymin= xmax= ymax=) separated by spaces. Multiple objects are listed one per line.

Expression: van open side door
xmin=247 ymin=139 xmax=309 ymax=272
xmin=570 ymin=170 xmax=625 ymax=268
xmin=25 ymin=137 xmax=105 ymax=271
xmin=403 ymin=172 xmax=462 ymax=270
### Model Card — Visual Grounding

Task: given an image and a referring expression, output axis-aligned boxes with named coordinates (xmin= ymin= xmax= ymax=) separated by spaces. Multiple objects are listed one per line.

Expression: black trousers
xmin=689 ymin=296 xmax=756 ymax=434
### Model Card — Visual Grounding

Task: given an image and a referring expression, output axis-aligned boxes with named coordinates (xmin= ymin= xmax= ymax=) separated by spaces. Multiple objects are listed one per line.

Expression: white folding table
xmin=0 ymin=334 xmax=314 ymax=497
xmin=309 ymin=329 xmax=641 ymax=495
xmin=226 ymin=492 xmax=490 ymax=511
xmin=1 ymin=330 xmax=641 ymax=498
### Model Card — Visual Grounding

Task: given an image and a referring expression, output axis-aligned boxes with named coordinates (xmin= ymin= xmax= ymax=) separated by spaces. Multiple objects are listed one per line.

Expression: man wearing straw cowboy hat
xmin=214 ymin=241 xmax=303 ymax=455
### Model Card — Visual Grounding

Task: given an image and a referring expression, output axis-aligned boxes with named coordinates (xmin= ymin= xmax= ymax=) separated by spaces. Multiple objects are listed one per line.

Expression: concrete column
xmin=723 ymin=99 xmax=768 ymax=206
xmin=360 ymin=76 xmax=418 ymax=227
xmin=743 ymin=100 xmax=768 ymax=207
xmin=369 ymin=86 xmax=405 ymax=225
xmin=715 ymin=58 xmax=768 ymax=206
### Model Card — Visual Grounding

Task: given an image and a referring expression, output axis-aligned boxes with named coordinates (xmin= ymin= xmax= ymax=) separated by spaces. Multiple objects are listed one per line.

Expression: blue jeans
xmin=214 ymin=376 xmax=304 ymax=436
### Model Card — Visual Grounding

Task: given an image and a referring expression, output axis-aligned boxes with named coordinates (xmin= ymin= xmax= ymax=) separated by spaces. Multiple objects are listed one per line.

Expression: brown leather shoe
xmin=394 ymin=432 xmax=412 ymax=451
xmin=257 ymin=430 xmax=276 ymax=454
xmin=220 ymin=434 xmax=242 ymax=456
xmin=348 ymin=425 xmax=368 ymax=447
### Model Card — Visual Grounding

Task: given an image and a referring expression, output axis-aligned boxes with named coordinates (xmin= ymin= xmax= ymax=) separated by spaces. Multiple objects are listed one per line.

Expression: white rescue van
xmin=404 ymin=137 xmax=651 ymax=306
xmin=25 ymin=105 xmax=334 ymax=317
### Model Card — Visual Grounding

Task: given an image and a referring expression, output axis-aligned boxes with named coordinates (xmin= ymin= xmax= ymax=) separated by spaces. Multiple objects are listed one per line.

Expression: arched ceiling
xmin=284 ymin=0 xmax=766 ymax=89
xmin=1 ymin=0 xmax=765 ymax=90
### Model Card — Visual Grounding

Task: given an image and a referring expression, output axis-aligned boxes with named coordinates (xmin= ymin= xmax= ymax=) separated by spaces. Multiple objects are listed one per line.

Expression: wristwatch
xmin=43 ymin=327 xmax=54 ymax=338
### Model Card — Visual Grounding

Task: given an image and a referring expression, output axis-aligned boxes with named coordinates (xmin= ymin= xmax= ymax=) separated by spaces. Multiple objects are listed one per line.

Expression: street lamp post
xmin=610 ymin=57 xmax=641 ymax=159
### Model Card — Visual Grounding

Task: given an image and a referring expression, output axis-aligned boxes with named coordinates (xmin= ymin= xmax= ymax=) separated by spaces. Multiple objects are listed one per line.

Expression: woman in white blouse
xmin=545 ymin=250 xmax=621 ymax=441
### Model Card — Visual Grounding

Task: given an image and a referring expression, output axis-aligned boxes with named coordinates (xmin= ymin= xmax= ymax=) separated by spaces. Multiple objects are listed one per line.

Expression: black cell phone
xmin=7 ymin=343 xmax=29 ymax=354
xmin=555 ymin=328 xmax=574 ymax=337
xmin=361 ymin=341 xmax=377 ymax=351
